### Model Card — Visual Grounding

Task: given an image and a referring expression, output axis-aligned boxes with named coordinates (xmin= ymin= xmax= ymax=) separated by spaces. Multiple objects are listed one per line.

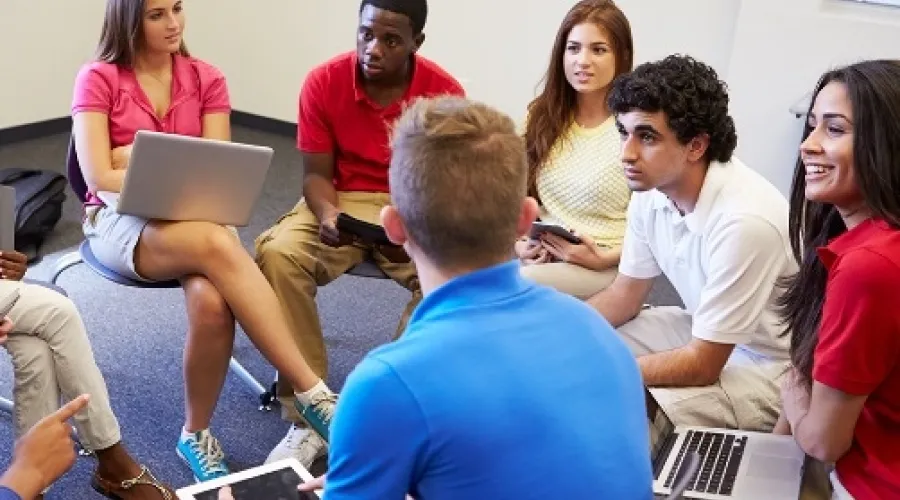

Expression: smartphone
xmin=530 ymin=222 xmax=581 ymax=244
xmin=0 ymin=289 xmax=20 ymax=318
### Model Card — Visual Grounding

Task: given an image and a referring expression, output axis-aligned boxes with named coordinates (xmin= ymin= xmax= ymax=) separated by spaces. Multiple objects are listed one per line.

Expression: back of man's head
xmin=360 ymin=0 xmax=428 ymax=34
xmin=389 ymin=96 xmax=527 ymax=270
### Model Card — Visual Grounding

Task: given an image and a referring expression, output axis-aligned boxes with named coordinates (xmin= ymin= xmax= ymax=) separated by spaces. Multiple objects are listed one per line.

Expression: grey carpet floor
xmin=0 ymin=126 xmax=681 ymax=498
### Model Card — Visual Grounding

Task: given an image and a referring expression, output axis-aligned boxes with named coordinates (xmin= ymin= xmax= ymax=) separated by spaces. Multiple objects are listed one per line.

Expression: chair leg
xmin=227 ymin=358 xmax=271 ymax=412
xmin=49 ymin=251 xmax=84 ymax=284
xmin=258 ymin=372 xmax=279 ymax=413
xmin=0 ymin=396 xmax=13 ymax=415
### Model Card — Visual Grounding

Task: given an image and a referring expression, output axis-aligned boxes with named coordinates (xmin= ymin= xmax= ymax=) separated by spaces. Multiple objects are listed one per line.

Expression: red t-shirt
xmin=814 ymin=218 xmax=900 ymax=499
xmin=297 ymin=51 xmax=465 ymax=193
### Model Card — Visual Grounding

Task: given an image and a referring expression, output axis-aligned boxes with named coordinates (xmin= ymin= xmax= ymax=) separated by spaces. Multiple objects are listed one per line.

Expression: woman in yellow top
xmin=517 ymin=0 xmax=633 ymax=299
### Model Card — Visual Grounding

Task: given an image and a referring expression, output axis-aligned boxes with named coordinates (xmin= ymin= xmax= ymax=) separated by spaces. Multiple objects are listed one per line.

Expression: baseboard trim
xmin=231 ymin=111 xmax=295 ymax=138
xmin=0 ymin=117 xmax=73 ymax=146
xmin=0 ymin=112 xmax=294 ymax=145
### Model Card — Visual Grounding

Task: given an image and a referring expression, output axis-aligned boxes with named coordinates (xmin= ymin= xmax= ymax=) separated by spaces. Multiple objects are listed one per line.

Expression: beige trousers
xmin=617 ymin=306 xmax=788 ymax=432
xmin=0 ymin=279 xmax=120 ymax=451
xmin=255 ymin=192 xmax=420 ymax=422
xmin=519 ymin=262 xmax=617 ymax=299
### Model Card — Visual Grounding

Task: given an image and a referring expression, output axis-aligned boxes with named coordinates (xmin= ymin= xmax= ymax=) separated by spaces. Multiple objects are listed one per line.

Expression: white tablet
xmin=175 ymin=458 xmax=321 ymax=500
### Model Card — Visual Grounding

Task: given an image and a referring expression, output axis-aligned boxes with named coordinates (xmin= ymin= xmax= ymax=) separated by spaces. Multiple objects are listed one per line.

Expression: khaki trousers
xmin=0 ymin=279 xmax=121 ymax=451
xmin=255 ymin=192 xmax=420 ymax=421
xmin=617 ymin=306 xmax=788 ymax=432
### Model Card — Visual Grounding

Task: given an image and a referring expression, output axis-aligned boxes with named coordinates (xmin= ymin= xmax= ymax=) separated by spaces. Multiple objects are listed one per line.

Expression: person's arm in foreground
xmin=540 ymin=232 xmax=622 ymax=272
xmin=299 ymin=358 xmax=427 ymax=500
xmin=71 ymin=66 xmax=126 ymax=193
xmin=294 ymin=70 xmax=345 ymax=246
xmin=588 ymin=192 xmax=656 ymax=326
xmin=0 ymin=389 xmax=91 ymax=500
xmin=637 ymin=217 xmax=789 ymax=387
xmin=782 ymin=252 xmax=894 ymax=462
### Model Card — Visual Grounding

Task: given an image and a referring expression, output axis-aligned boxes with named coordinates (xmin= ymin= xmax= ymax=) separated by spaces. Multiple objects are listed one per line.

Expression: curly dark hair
xmin=608 ymin=54 xmax=737 ymax=163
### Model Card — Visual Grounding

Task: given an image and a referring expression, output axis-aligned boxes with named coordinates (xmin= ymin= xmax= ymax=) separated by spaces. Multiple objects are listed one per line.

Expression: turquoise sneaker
xmin=294 ymin=388 xmax=337 ymax=441
xmin=176 ymin=429 xmax=230 ymax=482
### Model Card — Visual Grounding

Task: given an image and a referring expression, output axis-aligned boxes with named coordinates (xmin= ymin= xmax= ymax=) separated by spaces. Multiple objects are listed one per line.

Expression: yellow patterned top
xmin=536 ymin=116 xmax=630 ymax=248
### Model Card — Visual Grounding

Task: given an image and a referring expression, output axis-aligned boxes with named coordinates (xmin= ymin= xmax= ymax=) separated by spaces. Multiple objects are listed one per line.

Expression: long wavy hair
xmin=95 ymin=0 xmax=190 ymax=67
xmin=523 ymin=0 xmax=633 ymax=199
xmin=778 ymin=59 xmax=900 ymax=388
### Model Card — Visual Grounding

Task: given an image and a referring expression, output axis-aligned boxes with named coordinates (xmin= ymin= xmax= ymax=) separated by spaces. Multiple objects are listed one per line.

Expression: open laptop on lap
xmin=97 ymin=130 xmax=274 ymax=226
xmin=647 ymin=389 xmax=805 ymax=499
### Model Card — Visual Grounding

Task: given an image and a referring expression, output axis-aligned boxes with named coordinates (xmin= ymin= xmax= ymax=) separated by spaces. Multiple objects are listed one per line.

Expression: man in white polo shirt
xmin=588 ymin=55 xmax=795 ymax=431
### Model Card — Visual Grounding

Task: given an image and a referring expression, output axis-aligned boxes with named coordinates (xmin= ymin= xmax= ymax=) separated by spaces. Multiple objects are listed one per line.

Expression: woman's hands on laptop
xmin=110 ymin=144 xmax=133 ymax=170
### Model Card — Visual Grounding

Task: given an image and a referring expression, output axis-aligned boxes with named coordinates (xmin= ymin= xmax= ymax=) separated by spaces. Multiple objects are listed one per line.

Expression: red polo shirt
xmin=814 ymin=218 xmax=900 ymax=500
xmin=297 ymin=51 xmax=465 ymax=193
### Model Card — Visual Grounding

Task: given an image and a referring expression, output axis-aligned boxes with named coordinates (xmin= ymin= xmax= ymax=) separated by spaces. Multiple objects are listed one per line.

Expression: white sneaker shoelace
xmin=191 ymin=432 xmax=227 ymax=475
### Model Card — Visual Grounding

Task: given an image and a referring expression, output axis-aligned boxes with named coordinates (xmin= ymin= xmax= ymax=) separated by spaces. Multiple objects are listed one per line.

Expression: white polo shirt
xmin=619 ymin=159 xmax=795 ymax=361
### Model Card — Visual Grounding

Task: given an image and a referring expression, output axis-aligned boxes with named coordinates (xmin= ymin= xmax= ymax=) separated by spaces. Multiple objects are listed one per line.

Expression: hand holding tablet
xmin=335 ymin=213 xmax=396 ymax=247
xmin=529 ymin=222 xmax=582 ymax=244
xmin=176 ymin=459 xmax=320 ymax=500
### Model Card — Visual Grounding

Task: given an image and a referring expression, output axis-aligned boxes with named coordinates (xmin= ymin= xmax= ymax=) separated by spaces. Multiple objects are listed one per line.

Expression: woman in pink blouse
xmin=71 ymin=0 xmax=337 ymax=484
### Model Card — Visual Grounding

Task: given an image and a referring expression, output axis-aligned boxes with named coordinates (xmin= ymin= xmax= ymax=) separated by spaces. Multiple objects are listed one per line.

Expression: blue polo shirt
xmin=324 ymin=260 xmax=652 ymax=499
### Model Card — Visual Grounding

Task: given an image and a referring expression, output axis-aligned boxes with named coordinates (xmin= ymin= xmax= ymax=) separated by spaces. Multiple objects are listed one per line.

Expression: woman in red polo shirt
xmin=71 ymin=0 xmax=337 ymax=485
xmin=776 ymin=59 xmax=900 ymax=499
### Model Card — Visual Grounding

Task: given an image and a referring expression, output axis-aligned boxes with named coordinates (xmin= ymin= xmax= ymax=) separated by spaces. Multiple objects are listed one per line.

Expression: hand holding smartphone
xmin=529 ymin=222 xmax=581 ymax=244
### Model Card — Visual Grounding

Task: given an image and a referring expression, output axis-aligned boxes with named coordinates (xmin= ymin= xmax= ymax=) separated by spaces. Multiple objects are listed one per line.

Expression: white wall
xmin=4 ymin=0 xmax=900 ymax=194
xmin=0 ymin=1 xmax=105 ymax=129
xmin=728 ymin=0 xmax=900 ymax=192
xmin=186 ymin=0 xmax=741 ymax=126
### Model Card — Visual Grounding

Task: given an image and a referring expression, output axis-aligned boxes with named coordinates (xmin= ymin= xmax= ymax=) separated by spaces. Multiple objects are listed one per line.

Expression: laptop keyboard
xmin=663 ymin=430 xmax=747 ymax=496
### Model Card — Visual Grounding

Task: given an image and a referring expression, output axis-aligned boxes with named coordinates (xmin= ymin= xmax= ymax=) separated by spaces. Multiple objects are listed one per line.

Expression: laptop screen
xmin=646 ymin=388 xmax=675 ymax=464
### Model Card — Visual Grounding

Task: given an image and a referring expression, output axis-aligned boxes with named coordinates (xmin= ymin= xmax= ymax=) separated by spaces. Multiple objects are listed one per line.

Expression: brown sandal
xmin=91 ymin=465 xmax=174 ymax=500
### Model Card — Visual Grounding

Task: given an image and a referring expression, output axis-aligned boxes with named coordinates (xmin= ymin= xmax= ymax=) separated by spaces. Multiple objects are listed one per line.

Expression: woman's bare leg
xmin=133 ymin=220 xmax=321 ymax=392
xmin=181 ymin=275 xmax=234 ymax=432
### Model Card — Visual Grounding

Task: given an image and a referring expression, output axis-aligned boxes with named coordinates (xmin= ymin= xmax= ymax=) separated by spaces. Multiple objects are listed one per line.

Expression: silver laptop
xmin=0 ymin=185 xmax=16 ymax=250
xmin=648 ymin=389 xmax=805 ymax=499
xmin=97 ymin=130 xmax=274 ymax=226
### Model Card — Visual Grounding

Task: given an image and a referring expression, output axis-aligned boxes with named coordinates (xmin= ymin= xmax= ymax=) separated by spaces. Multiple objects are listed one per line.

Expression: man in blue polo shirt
xmin=302 ymin=96 xmax=652 ymax=499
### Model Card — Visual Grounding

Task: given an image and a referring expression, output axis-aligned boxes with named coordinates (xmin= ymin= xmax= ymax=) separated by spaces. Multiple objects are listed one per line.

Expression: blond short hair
xmin=389 ymin=96 xmax=527 ymax=269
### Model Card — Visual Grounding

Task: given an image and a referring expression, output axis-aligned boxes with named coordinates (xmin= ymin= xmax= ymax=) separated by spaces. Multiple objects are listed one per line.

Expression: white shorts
xmin=82 ymin=205 xmax=153 ymax=282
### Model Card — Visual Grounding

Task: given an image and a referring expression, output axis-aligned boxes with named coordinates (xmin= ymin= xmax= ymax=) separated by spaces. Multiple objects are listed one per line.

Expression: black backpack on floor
xmin=0 ymin=168 xmax=67 ymax=262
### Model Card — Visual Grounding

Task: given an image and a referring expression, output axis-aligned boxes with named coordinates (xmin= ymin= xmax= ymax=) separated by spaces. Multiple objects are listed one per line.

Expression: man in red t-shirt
xmin=255 ymin=0 xmax=464 ymax=466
